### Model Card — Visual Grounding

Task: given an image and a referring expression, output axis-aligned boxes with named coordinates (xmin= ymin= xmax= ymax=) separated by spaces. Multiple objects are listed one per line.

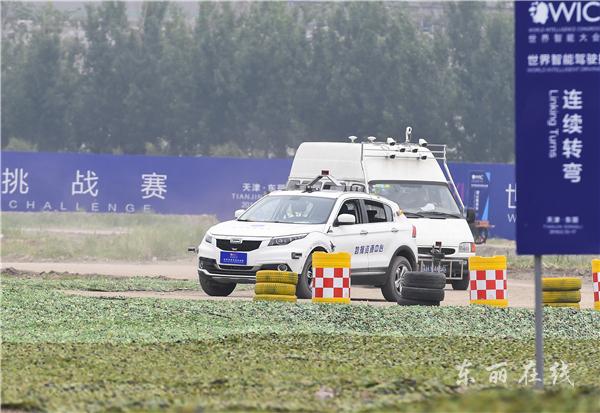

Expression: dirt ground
xmin=2 ymin=260 xmax=596 ymax=309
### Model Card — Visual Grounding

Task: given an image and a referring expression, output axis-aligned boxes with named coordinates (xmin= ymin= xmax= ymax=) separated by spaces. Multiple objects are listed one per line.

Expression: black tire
xmin=397 ymin=297 xmax=440 ymax=306
xmin=199 ymin=275 xmax=236 ymax=296
xmin=451 ymin=272 xmax=470 ymax=291
xmin=402 ymin=271 xmax=446 ymax=289
xmin=296 ymin=253 xmax=315 ymax=299
xmin=401 ymin=286 xmax=445 ymax=302
xmin=381 ymin=256 xmax=412 ymax=302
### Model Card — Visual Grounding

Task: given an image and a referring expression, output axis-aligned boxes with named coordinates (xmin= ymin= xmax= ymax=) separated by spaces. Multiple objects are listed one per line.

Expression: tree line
xmin=1 ymin=1 xmax=514 ymax=162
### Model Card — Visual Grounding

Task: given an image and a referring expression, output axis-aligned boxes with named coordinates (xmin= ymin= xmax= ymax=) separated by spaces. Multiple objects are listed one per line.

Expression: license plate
xmin=219 ymin=251 xmax=247 ymax=265
xmin=422 ymin=262 xmax=447 ymax=274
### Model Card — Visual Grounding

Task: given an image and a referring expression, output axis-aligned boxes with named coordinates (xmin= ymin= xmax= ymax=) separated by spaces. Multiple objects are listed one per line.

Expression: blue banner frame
xmin=515 ymin=1 xmax=600 ymax=254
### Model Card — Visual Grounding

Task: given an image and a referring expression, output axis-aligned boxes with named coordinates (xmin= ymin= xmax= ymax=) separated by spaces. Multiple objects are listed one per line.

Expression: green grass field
xmin=1 ymin=212 xmax=217 ymax=261
xmin=2 ymin=272 xmax=599 ymax=412
xmin=3 ymin=212 xmax=597 ymax=273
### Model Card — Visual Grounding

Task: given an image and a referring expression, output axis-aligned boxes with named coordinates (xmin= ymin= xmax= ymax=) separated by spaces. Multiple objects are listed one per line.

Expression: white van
xmin=287 ymin=129 xmax=476 ymax=290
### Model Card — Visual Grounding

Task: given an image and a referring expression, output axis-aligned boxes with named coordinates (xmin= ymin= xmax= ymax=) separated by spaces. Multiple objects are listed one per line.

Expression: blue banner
xmin=449 ymin=163 xmax=516 ymax=241
xmin=0 ymin=152 xmax=292 ymax=220
xmin=515 ymin=1 xmax=600 ymax=254
xmin=1 ymin=151 xmax=516 ymax=239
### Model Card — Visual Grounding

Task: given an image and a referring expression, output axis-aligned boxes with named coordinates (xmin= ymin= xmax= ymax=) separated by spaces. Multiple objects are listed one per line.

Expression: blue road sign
xmin=515 ymin=1 xmax=600 ymax=255
xmin=468 ymin=170 xmax=491 ymax=222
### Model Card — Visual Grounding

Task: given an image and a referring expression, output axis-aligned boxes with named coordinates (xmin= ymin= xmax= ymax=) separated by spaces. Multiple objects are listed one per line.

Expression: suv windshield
xmin=370 ymin=181 xmax=461 ymax=217
xmin=239 ymin=195 xmax=335 ymax=224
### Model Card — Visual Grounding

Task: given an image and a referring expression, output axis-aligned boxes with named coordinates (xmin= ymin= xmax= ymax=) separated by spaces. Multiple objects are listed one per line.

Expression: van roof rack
xmin=361 ymin=141 xmax=448 ymax=161
xmin=361 ymin=140 xmax=464 ymax=211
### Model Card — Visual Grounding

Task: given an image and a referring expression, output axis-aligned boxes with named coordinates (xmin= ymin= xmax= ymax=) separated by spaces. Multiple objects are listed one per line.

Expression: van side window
xmin=383 ymin=204 xmax=394 ymax=222
xmin=364 ymin=200 xmax=387 ymax=223
xmin=337 ymin=200 xmax=362 ymax=224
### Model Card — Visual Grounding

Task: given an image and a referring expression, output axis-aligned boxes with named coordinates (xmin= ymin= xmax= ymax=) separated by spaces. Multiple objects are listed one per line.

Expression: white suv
xmin=195 ymin=183 xmax=418 ymax=302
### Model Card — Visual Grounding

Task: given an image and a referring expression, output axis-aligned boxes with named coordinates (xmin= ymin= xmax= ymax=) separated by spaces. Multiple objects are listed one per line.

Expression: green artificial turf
xmin=2 ymin=274 xmax=599 ymax=412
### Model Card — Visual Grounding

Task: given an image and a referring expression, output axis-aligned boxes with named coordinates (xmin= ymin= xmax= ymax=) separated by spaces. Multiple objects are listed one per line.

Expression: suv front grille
xmin=219 ymin=264 xmax=254 ymax=271
xmin=198 ymin=258 xmax=291 ymax=277
xmin=199 ymin=258 xmax=256 ymax=276
xmin=418 ymin=247 xmax=456 ymax=256
xmin=216 ymin=239 xmax=262 ymax=252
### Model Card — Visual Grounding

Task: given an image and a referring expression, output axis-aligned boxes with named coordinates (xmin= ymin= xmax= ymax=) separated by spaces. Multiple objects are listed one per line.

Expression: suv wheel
xmin=381 ymin=256 xmax=411 ymax=302
xmin=296 ymin=253 xmax=315 ymax=299
xmin=199 ymin=275 xmax=236 ymax=296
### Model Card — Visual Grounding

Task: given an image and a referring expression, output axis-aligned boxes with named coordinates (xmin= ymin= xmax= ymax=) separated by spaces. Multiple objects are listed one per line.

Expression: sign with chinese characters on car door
xmin=515 ymin=1 xmax=600 ymax=254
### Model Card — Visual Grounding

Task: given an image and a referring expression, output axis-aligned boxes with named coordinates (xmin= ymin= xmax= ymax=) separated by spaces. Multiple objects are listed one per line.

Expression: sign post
xmin=534 ymin=255 xmax=544 ymax=388
xmin=515 ymin=0 xmax=600 ymax=389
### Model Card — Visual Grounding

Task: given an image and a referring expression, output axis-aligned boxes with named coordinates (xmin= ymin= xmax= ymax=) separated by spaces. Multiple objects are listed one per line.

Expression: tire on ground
xmin=199 ymin=275 xmax=236 ymax=296
xmin=397 ymin=297 xmax=440 ymax=306
xmin=544 ymin=302 xmax=580 ymax=309
xmin=542 ymin=277 xmax=582 ymax=291
xmin=401 ymin=286 xmax=445 ymax=302
xmin=255 ymin=282 xmax=296 ymax=296
xmin=253 ymin=294 xmax=297 ymax=303
xmin=542 ymin=290 xmax=581 ymax=303
xmin=256 ymin=271 xmax=298 ymax=285
xmin=381 ymin=256 xmax=412 ymax=303
xmin=402 ymin=271 xmax=446 ymax=289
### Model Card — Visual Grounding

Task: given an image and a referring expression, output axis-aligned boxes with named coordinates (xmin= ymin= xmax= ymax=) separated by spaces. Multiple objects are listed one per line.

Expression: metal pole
xmin=534 ymin=255 xmax=544 ymax=389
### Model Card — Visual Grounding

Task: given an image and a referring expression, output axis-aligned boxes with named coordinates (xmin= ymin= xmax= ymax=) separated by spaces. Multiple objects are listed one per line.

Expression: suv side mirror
xmin=234 ymin=209 xmax=246 ymax=219
xmin=336 ymin=213 xmax=356 ymax=226
xmin=465 ymin=208 xmax=476 ymax=224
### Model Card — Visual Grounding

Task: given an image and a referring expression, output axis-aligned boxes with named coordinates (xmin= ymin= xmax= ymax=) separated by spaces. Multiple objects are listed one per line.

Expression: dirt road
xmin=2 ymin=261 xmax=596 ymax=309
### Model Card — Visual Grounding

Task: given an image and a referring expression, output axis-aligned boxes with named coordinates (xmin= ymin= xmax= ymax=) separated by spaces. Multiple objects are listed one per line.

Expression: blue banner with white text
xmin=1 ymin=151 xmax=516 ymax=239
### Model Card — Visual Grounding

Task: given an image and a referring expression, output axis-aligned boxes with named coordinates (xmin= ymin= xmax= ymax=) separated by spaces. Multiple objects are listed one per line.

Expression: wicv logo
xmin=529 ymin=1 xmax=550 ymax=24
xmin=529 ymin=1 xmax=600 ymax=25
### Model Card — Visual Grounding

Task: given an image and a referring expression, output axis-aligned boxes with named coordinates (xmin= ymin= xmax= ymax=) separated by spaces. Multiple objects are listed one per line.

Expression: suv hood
xmin=209 ymin=220 xmax=325 ymax=238
xmin=410 ymin=217 xmax=474 ymax=248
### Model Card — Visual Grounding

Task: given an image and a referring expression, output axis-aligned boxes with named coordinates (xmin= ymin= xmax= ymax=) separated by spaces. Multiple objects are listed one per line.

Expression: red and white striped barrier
xmin=312 ymin=252 xmax=351 ymax=304
xmin=468 ymin=256 xmax=508 ymax=308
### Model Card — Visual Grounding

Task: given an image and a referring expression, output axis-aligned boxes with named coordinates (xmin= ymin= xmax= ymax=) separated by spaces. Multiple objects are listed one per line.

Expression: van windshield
xmin=370 ymin=181 xmax=461 ymax=218
xmin=238 ymin=195 xmax=335 ymax=224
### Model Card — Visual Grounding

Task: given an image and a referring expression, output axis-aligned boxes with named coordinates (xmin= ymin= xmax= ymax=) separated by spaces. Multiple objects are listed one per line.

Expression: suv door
xmin=361 ymin=199 xmax=398 ymax=274
xmin=328 ymin=198 xmax=369 ymax=271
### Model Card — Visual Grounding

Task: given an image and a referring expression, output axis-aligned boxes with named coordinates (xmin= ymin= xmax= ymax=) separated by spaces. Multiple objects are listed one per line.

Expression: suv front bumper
xmin=418 ymin=256 xmax=469 ymax=280
xmin=198 ymin=257 xmax=294 ymax=284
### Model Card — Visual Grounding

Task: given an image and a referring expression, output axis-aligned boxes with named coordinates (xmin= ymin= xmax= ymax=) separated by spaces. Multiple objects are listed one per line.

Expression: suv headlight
xmin=203 ymin=233 xmax=213 ymax=244
xmin=459 ymin=242 xmax=476 ymax=253
xmin=268 ymin=234 xmax=307 ymax=246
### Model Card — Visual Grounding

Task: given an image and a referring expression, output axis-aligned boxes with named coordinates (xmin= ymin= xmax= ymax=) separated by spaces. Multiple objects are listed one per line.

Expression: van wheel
xmin=451 ymin=272 xmax=470 ymax=291
xmin=296 ymin=254 xmax=314 ymax=299
xmin=381 ymin=256 xmax=412 ymax=302
xmin=199 ymin=275 xmax=236 ymax=296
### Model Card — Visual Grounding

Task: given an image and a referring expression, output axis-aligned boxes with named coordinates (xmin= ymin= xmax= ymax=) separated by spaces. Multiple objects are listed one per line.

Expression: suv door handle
xmin=391 ymin=228 xmax=399 ymax=233
xmin=360 ymin=230 xmax=368 ymax=235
